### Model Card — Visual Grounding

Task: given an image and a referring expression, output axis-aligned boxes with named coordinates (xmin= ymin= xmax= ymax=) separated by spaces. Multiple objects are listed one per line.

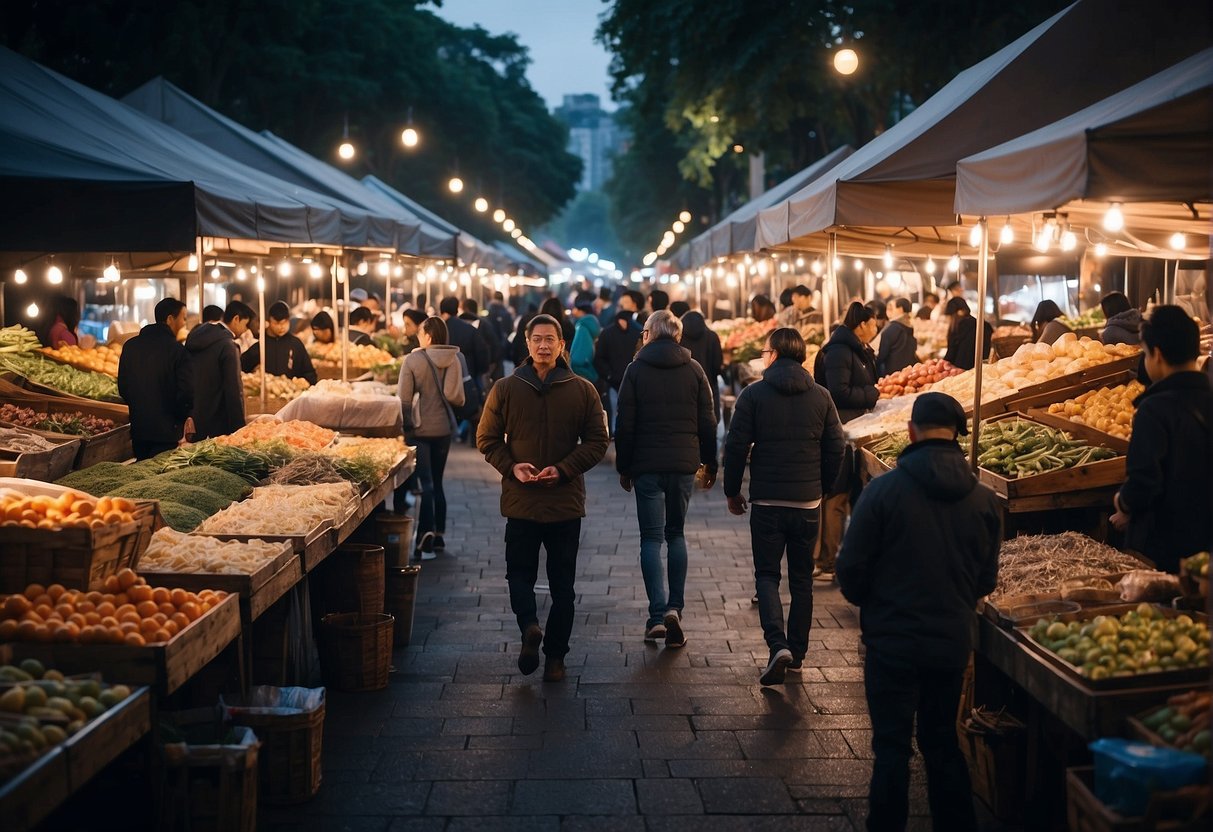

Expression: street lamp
xmin=448 ymin=177 xmax=464 ymax=194
xmin=338 ymin=141 xmax=355 ymax=161
xmin=833 ymin=48 xmax=859 ymax=75
xmin=401 ymin=127 xmax=419 ymax=148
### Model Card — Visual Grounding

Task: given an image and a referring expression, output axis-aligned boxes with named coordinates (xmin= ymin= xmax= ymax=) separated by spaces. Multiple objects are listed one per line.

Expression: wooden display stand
xmin=0 ymin=434 xmax=81 ymax=481
xmin=0 ymin=745 xmax=68 ymax=832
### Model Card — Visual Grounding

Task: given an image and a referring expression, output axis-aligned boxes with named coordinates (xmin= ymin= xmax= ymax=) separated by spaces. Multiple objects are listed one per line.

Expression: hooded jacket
xmin=570 ymin=313 xmax=601 ymax=382
xmin=1117 ymin=371 xmax=1211 ymax=572
xmin=943 ymin=315 xmax=994 ymax=371
xmin=679 ymin=312 xmax=724 ymax=411
xmin=821 ymin=325 xmax=879 ymax=423
xmin=875 ymin=317 xmax=918 ymax=378
xmin=724 ymin=357 xmax=844 ymax=503
xmin=184 ymin=322 xmax=245 ymax=439
xmin=615 ymin=337 xmax=717 ymax=477
xmin=477 ymin=356 xmax=609 ymax=523
xmin=1101 ymin=308 xmax=1143 ymax=346
xmin=240 ymin=331 xmax=318 ymax=385
xmin=118 ymin=322 xmax=193 ymax=444
xmin=592 ymin=317 xmax=643 ymax=390
xmin=836 ymin=440 xmax=1002 ymax=667
xmin=398 ymin=345 xmax=466 ymax=439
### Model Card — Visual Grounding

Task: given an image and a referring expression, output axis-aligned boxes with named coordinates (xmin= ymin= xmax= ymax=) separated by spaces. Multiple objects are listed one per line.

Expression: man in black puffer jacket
xmin=836 ymin=392 xmax=1000 ymax=832
xmin=593 ymin=310 xmax=643 ymax=434
xmin=724 ymin=327 xmax=845 ymax=686
xmin=678 ymin=308 xmax=724 ymax=420
xmin=616 ymin=310 xmax=718 ymax=649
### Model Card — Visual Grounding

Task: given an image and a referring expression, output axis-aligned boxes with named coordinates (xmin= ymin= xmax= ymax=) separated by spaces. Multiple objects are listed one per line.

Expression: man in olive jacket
xmin=477 ymin=314 xmax=609 ymax=682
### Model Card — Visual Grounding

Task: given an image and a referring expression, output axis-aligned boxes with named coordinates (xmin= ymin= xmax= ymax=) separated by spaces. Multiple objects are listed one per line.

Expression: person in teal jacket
xmin=570 ymin=301 xmax=601 ymax=381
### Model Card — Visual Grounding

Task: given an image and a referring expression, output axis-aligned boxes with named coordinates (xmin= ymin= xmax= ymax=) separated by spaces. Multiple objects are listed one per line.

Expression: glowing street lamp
xmin=474 ymin=197 xmax=489 ymax=213
xmin=401 ymin=127 xmax=419 ymax=148
xmin=338 ymin=141 xmax=356 ymax=161
xmin=448 ymin=177 xmax=464 ymax=194
xmin=833 ymin=48 xmax=859 ymax=76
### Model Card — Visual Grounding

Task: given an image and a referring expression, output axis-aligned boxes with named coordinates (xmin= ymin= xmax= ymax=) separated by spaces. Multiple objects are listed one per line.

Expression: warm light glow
xmin=277 ymin=259 xmax=292 ymax=277
xmin=1094 ymin=242 xmax=1108 ymax=258
xmin=103 ymin=264 xmax=120 ymax=282
xmin=308 ymin=263 xmax=323 ymax=279
xmin=679 ymin=211 xmax=692 ymax=224
xmin=236 ymin=268 xmax=247 ymax=281
xmin=882 ymin=246 xmax=893 ymax=269
xmin=14 ymin=269 xmax=27 ymax=284
xmin=642 ymin=252 xmax=658 ymax=266
xmin=250 ymin=265 xmax=258 ymax=274
xmin=925 ymin=257 xmax=936 ymax=275
xmin=779 ymin=262 xmax=789 ymax=273
xmin=474 ymin=197 xmax=489 ymax=213
xmin=833 ymin=48 xmax=859 ymax=76
xmin=1103 ymin=203 xmax=1125 ymax=232
xmin=401 ymin=127 xmax=419 ymax=148
xmin=811 ymin=259 xmax=823 ymax=275
xmin=511 ymin=228 xmax=522 ymax=238
xmin=1169 ymin=232 xmax=1185 ymax=251
xmin=492 ymin=209 xmax=506 ymax=223
xmin=795 ymin=256 xmax=805 ymax=268
xmin=968 ymin=224 xmax=983 ymax=247
xmin=211 ymin=267 xmax=221 ymax=279
xmin=503 ymin=218 xmax=516 ymax=232
xmin=187 ymin=254 xmax=199 ymax=271
xmin=726 ymin=274 xmax=738 ymax=287
xmin=672 ymin=221 xmax=685 ymax=233
xmin=25 ymin=302 xmax=39 ymax=318
xmin=47 ymin=265 xmax=63 ymax=284
xmin=448 ymin=176 xmax=464 ymax=194
xmin=357 ymin=260 xmax=369 ymax=276
xmin=662 ymin=231 xmax=676 ymax=246
xmin=832 ymin=257 xmax=842 ymax=271
xmin=732 ymin=144 xmax=744 ymax=154
xmin=999 ymin=223 xmax=1014 ymax=245
xmin=338 ymin=141 xmax=355 ymax=161
xmin=1060 ymin=228 xmax=1077 ymax=252
xmin=257 ymin=277 xmax=266 ymax=293
xmin=394 ymin=265 xmax=404 ymax=277
xmin=374 ymin=260 xmax=388 ymax=277
xmin=1033 ymin=228 xmax=1051 ymax=253
xmin=947 ymin=254 xmax=960 ymax=273
xmin=853 ymin=259 xmax=863 ymax=272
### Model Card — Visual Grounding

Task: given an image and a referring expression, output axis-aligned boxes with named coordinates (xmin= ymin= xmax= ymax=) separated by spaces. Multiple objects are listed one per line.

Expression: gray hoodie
xmin=398 ymin=345 xmax=466 ymax=438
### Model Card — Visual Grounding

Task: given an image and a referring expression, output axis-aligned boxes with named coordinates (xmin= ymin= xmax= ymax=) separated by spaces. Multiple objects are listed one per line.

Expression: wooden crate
xmin=992 ymin=353 xmax=1139 ymax=415
xmin=976 ymin=412 xmax=1128 ymax=499
xmin=0 ymin=500 xmax=156 ymax=593
xmin=62 ymin=685 xmax=151 ymax=791
xmin=1066 ymin=766 xmax=1209 ymax=832
xmin=1 ymin=372 xmax=125 ymax=406
xmin=0 ymin=744 xmax=69 ymax=832
xmin=140 ymin=546 xmax=300 ymax=623
xmin=1005 ymin=368 xmax=1139 ymax=415
xmin=0 ymin=434 xmax=81 ymax=481
xmin=6 ymin=593 xmax=241 ymax=695
xmin=199 ymin=520 xmax=335 ymax=574
xmin=0 ymin=378 xmax=133 ymax=468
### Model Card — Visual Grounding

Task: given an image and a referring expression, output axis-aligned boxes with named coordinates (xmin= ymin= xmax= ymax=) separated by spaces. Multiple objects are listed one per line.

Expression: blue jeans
xmin=414 ymin=435 xmax=451 ymax=539
xmin=634 ymin=472 xmax=694 ymax=628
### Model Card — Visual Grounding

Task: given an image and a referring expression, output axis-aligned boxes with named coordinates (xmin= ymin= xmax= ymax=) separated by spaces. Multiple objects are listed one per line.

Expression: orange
xmin=124 ymin=632 xmax=146 ymax=646
xmin=100 ymin=593 xmax=116 ymax=605
xmin=23 ymin=583 xmax=46 ymax=602
xmin=76 ymin=600 xmax=95 ymax=615
xmin=170 ymin=612 xmax=190 ymax=631
xmin=162 ymin=620 xmax=178 ymax=637
xmin=55 ymin=603 xmax=75 ymax=619
xmin=116 ymin=568 xmax=138 ymax=590
xmin=16 ymin=620 xmax=38 ymax=639
xmin=85 ymin=591 xmax=103 ymax=605
xmin=53 ymin=624 xmax=76 ymax=643
xmin=32 ymin=594 xmax=53 ymax=608
xmin=46 ymin=583 xmax=66 ymax=601
xmin=115 ymin=603 xmax=136 ymax=617
xmin=119 ymin=610 xmax=141 ymax=625
xmin=4 ymin=594 xmax=32 ymax=618
xmin=0 ymin=619 xmax=18 ymax=639
xmin=180 ymin=602 xmax=201 ymax=622
xmin=119 ymin=621 xmax=139 ymax=634
xmin=67 ymin=613 xmax=86 ymax=628
xmin=34 ymin=604 xmax=55 ymax=621
xmin=83 ymin=612 xmax=101 ymax=626
xmin=96 ymin=601 xmax=116 ymax=618
xmin=139 ymin=618 xmax=160 ymax=636
xmin=150 ymin=628 xmax=171 ymax=643
xmin=100 ymin=615 xmax=119 ymax=629
xmin=105 ymin=626 xmax=124 ymax=643
xmin=135 ymin=601 xmax=158 ymax=619
xmin=158 ymin=603 xmax=176 ymax=617
xmin=113 ymin=593 xmax=129 ymax=607
xmin=22 ymin=611 xmax=43 ymax=624
xmin=170 ymin=588 xmax=189 ymax=607
xmin=31 ymin=624 xmax=51 ymax=642
xmin=61 ymin=622 xmax=80 ymax=639
xmin=151 ymin=587 xmax=170 ymax=605
xmin=128 ymin=585 xmax=153 ymax=604
xmin=152 ymin=613 xmax=167 ymax=626
xmin=103 ymin=574 xmax=121 ymax=593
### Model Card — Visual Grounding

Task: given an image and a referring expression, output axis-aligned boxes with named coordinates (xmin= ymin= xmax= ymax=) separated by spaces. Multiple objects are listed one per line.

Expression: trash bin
xmin=319 ymin=543 xmax=385 ymax=615
xmin=376 ymin=513 xmax=414 ymax=567
xmin=318 ymin=612 xmax=394 ymax=691
xmin=159 ymin=710 xmax=260 ymax=832
xmin=222 ymin=686 xmax=325 ymax=804
xmin=385 ymin=565 xmax=421 ymax=648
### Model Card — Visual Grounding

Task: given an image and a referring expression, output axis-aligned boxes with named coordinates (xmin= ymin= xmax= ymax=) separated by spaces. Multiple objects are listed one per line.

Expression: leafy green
xmin=113 ymin=480 xmax=233 ymax=517
xmin=154 ymin=501 xmax=209 ymax=533
xmin=155 ymin=466 xmax=253 ymax=502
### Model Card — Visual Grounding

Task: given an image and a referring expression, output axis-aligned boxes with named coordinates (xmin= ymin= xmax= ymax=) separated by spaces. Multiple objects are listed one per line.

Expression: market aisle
xmin=265 ymin=441 xmax=957 ymax=832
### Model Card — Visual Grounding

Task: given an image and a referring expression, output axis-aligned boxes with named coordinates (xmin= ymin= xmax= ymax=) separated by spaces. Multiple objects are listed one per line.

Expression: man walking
xmin=593 ymin=310 xmax=643 ymax=434
xmin=118 ymin=297 xmax=193 ymax=459
xmin=477 ymin=314 xmax=609 ymax=682
xmin=724 ymin=327 xmax=845 ymax=685
xmin=615 ymin=310 xmax=717 ymax=647
xmin=836 ymin=392 xmax=1000 ymax=832
xmin=185 ymin=300 xmax=251 ymax=439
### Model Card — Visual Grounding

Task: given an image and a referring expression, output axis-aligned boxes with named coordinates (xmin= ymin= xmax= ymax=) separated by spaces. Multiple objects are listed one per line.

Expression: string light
xmin=1169 ymin=232 xmax=1185 ymax=251
xmin=376 ymin=260 xmax=391 ymax=277
xmin=236 ymin=268 xmax=247 ymax=281
xmin=833 ymin=48 xmax=859 ymax=75
xmin=14 ymin=269 xmax=28 ymax=284
xmin=210 ymin=267 xmax=221 ymax=278
xmin=672 ymin=221 xmax=685 ymax=233
xmin=503 ymin=218 xmax=516 ymax=232
xmin=999 ymin=221 xmax=1014 ymax=245
xmin=1094 ymin=243 xmax=1108 ymax=258
xmin=103 ymin=263 xmax=120 ymax=282
xmin=795 ymin=256 xmax=805 ymax=268
xmin=947 ymin=254 xmax=960 ymax=273
xmin=401 ymin=127 xmax=419 ymax=148
xmin=810 ymin=259 xmax=823 ymax=275
xmin=447 ymin=177 xmax=464 ymax=194
xmin=357 ymin=261 xmax=369 ymax=276
xmin=1060 ymin=226 xmax=1077 ymax=252
xmin=277 ymin=259 xmax=292 ymax=277
xmin=338 ymin=142 xmax=355 ymax=160
xmin=968 ymin=224 xmax=983 ymax=247
xmin=1103 ymin=203 xmax=1125 ymax=232
xmin=643 ymin=252 xmax=658 ymax=266
xmin=309 ymin=263 xmax=323 ymax=279
xmin=832 ymin=257 xmax=842 ymax=271
xmin=47 ymin=264 xmax=63 ymax=284
xmin=1033 ymin=227 xmax=1051 ymax=253
xmin=492 ymin=209 xmax=506 ymax=223
xmin=187 ymin=254 xmax=198 ymax=271
xmin=925 ymin=257 xmax=936 ymax=275
xmin=853 ymin=259 xmax=863 ymax=272
xmin=679 ymin=211 xmax=692 ymax=224
xmin=882 ymin=246 xmax=893 ymax=269
xmin=25 ymin=302 xmax=39 ymax=318
xmin=474 ymin=197 xmax=488 ymax=212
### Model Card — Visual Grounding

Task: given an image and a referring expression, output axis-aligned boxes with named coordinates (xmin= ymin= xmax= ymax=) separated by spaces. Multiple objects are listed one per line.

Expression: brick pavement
xmin=266 ymin=440 xmax=994 ymax=831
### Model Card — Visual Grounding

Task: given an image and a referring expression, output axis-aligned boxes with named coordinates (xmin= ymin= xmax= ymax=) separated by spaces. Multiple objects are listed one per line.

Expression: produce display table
xmin=141 ymin=544 xmax=301 ymax=624
xmin=0 ymin=745 xmax=68 ymax=832
xmin=277 ymin=389 xmax=402 ymax=435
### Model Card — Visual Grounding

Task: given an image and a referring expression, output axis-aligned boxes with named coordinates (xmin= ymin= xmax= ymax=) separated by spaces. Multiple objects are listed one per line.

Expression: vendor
xmin=1099 ymin=292 xmax=1143 ymax=346
xmin=348 ymin=306 xmax=377 ymax=345
xmin=401 ymin=308 xmax=427 ymax=354
xmin=916 ymin=292 xmax=939 ymax=321
xmin=241 ymin=301 xmax=318 ymax=385
xmin=1110 ymin=306 xmax=1211 ymax=573
xmin=1030 ymin=300 xmax=1071 ymax=345
xmin=43 ymin=296 xmax=80 ymax=347
xmin=310 ymin=310 xmax=336 ymax=344
xmin=942 ymin=297 xmax=993 ymax=370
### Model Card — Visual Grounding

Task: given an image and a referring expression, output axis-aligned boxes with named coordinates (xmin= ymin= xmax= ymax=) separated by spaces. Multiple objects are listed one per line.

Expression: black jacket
xmin=723 ymin=357 xmax=845 ymax=504
xmin=1101 ymin=308 xmax=1143 ymax=346
xmin=184 ymin=322 xmax=245 ymax=439
xmin=240 ymin=332 xmax=317 ymax=384
xmin=1117 ymin=371 xmax=1212 ymax=572
xmin=680 ymin=312 xmax=723 ymax=411
xmin=821 ymin=325 xmax=878 ymax=423
xmin=943 ymin=316 xmax=994 ymax=371
xmin=615 ymin=337 xmax=717 ymax=477
xmin=592 ymin=319 xmax=643 ymax=390
xmin=117 ymin=323 xmax=194 ymax=444
xmin=486 ymin=301 xmax=514 ymax=352
xmin=445 ymin=315 xmax=490 ymax=380
xmin=836 ymin=440 xmax=1002 ymax=667
xmin=875 ymin=318 xmax=918 ymax=378
xmin=349 ymin=329 xmax=373 ymax=346
xmin=512 ymin=312 xmax=536 ymax=367
xmin=461 ymin=313 xmax=502 ymax=367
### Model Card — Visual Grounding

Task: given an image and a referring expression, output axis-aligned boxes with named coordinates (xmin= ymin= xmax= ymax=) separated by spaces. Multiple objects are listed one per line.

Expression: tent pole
xmin=385 ymin=260 xmax=392 ymax=332
xmin=257 ymin=274 xmax=266 ymax=413
xmin=341 ymin=249 xmax=349 ymax=384
xmin=330 ymin=255 xmax=338 ymax=318
xmin=970 ymin=218 xmax=990 ymax=472
xmin=826 ymin=233 xmax=838 ymax=331
xmin=195 ymin=237 xmax=205 ymax=317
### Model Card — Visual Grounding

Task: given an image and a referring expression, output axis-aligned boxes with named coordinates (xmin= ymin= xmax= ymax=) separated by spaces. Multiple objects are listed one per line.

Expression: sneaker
xmin=432 ymin=534 xmax=446 ymax=552
xmin=518 ymin=624 xmax=543 ymax=675
xmin=413 ymin=531 xmax=436 ymax=562
xmin=750 ymin=594 xmax=759 ymax=605
xmin=759 ymin=648 xmax=793 ymax=686
xmin=812 ymin=566 xmax=823 ymax=578
xmin=787 ymin=657 xmax=804 ymax=673
xmin=542 ymin=657 xmax=566 ymax=682
xmin=643 ymin=624 xmax=667 ymax=644
xmin=814 ymin=570 xmax=835 ymax=583
xmin=663 ymin=610 xmax=686 ymax=648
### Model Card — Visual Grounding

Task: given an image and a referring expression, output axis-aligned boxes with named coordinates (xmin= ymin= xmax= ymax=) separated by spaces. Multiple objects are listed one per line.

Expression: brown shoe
xmin=518 ymin=624 xmax=543 ymax=675
xmin=542 ymin=657 xmax=566 ymax=682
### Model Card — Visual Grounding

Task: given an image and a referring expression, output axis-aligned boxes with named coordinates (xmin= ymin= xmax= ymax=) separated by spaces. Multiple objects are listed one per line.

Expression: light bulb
xmin=425 ymin=265 xmax=437 ymax=279
xmin=377 ymin=260 xmax=391 ymax=276
xmin=1103 ymin=203 xmax=1124 ymax=232
xmin=103 ymin=264 xmax=120 ymax=282
xmin=853 ymin=259 xmax=863 ymax=271
xmin=1094 ymin=243 xmax=1108 ymax=258
xmin=968 ymin=224 xmax=983 ymax=247
xmin=394 ymin=265 xmax=404 ymax=277
xmin=503 ymin=219 xmax=516 ymax=232
xmin=511 ymin=228 xmax=522 ymax=238
xmin=492 ymin=209 xmax=506 ymax=223
xmin=833 ymin=48 xmax=859 ymax=76
xmin=236 ymin=268 xmax=247 ymax=281
xmin=187 ymin=254 xmax=198 ymax=271
xmin=338 ymin=141 xmax=355 ymax=160
xmin=795 ymin=257 xmax=805 ymax=268
xmin=1060 ymin=228 xmax=1077 ymax=252
xmin=726 ymin=274 xmax=738 ymax=287
xmin=832 ymin=257 xmax=842 ymax=271
xmin=882 ymin=246 xmax=893 ymax=268
xmin=447 ymin=176 xmax=464 ymax=194
xmin=250 ymin=265 xmax=258 ymax=274
xmin=1033 ymin=228 xmax=1051 ymax=253
xmin=999 ymin=223 xmax=1014 ymax=245
xmin=308 ymin=263 xmax=323 ymax=279
xmin=211 ymin=267 xmax=221 ymax=278
xmin=779 ymin=262 xmax=789 ymax=273
xmin=947 ymin=254 xmax=960 ymax=273
xmin=14 ymin=268 xmax=27 ymax=284
xmin=47 ymin=265 xmax=63 ymax=284
xmin=810 ymin=259 xmax=823 ymax=275
xmin=672 ymin=220 xmax=685 ymax=233
xmin=256 ymin=277 xmax=266 ymax=293
xmin=357 ymin=261 xmax=369 ymax=276
xmin=277 ymin=259 xmax=292 ymax=277
xmin=679 ymin=211 xmax=691 ymax=224
xmin=25 ymin=302 xmax=39 ymax=318
xmin=401 ymin=127 xmax=419 ymax=148
xmin=925 ymin=257 xmax=936 ymax=275
xmin=474 ymin=197 xmax=488 ymax=213
xmin=1169 ymin=232 xmax=1185 ymax=251
xmin=642 ymin=252 xmax=657 ymax=266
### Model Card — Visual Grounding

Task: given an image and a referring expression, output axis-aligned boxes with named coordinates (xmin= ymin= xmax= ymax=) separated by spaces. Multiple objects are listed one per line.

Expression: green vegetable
xmin=155 ymin=501 xmax=209 ymax=532
xmin=159 ymin=438 xmax=298 ymax=483
xmin=0 ymin=354 xmax=121 ymax=401
xmin=56 ymin=461 xmax=145 ymax=495
xmin=155 ymin=466 xmax=253 ymax=502
xmin=0 ymin=325 xmax=42 ymax=354
xmin=112 ymin=479 xmax=233 ymax=517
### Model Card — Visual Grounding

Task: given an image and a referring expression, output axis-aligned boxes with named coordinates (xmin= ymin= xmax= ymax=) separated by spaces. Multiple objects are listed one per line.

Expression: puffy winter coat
xmin=943 ymin=316 xmax=994 ymax=371
xmin=118 ymin=322 xmax=193 ymax=444
xmin=1101 ymin=308 xmax=1143 ymax=346
xmin=240 ymin=332 xmax=317 ymax=385
xmin=184 ymin=322 xmax=244 ymax=439
xmin=680 ymin=312 xmax=723 ymax=412
xmin=821 ymin=325 xmax=878 ymax=423
xmin=570 ymin=314 xmax=601 ymax=382
xmin=875 ymin=318 xmax=918 ymax=378
xmin=592 ymin=318 xmax=643 ymax=390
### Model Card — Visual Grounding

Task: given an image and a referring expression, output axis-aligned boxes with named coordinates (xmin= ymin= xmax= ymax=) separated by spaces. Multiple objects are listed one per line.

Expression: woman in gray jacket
xmin=398 ymin=317 xmax=466 ymax=557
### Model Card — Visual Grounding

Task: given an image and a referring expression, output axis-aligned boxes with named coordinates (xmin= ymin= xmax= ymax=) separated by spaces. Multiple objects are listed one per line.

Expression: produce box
xmin=199 ymin=520 xmax=335 ymax=574
xmin=1127 ymin=691 xmax=1211 ymax=758
xmin=975 ymin=412 xmax=1127 ymax=499
xmin=243 ymin=396 xmax=290 ymax=418
xmin=990 ymin=353 xmax=1139 ymax=413
xmin=62 ymin=685 xmax=151 ymax=791
xmin=0 ymin=500 xmax=156 ymax=593
xmin=140 ymin=544 xmax=299 ymax=622
xmin=0 ymin=743 xmax=68 ymax=832
xmin=0 ymin=378 xmax=132 ymax=469
xmin=1066 ymin=766 xmax=1208 ymax=832
xmin=160 ymin=714 xmax=259 ymax=832
xmin=0 ymin=435 xmax=81 ymax=482
xmin=6 ymin=593 xmax=240 ymax=696
xmin=0 ymin=370 xmax=124 ymax=406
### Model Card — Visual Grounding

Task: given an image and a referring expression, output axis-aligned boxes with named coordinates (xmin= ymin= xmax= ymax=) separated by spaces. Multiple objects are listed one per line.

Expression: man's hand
xmin=698 ymin=466 xmax=717 ymax=490
xmin=619 ymin=475 xmax=632 ymax=492
xmin=1109 ymin=510 xmax=1129 ymax=532
xmin=727 ymin=495 xmax=747 ymax=516
xmin=512 ymin=462 xmax=540 ymax=483
xmin=535 ymin=466 xmax=561 ymax=487
xmin=182 ymin=417 xmax=195 ymax=444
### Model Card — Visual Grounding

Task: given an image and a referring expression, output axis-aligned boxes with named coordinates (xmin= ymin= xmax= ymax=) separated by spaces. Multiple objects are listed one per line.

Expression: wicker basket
xmin=385 ymin=566 xmax=421 ymax=648
xmin=0 ymin=500 xmax=156 ymax=592
xmin=318 ymin=612 xmax=393 ymax=691
xmin=321 ymin=544 xmax=384 ymax=615
xmin=223 ymin=689 xmax=325 ymax=804
xmin=375 ymin=514 xmax=414 ymax=567
xmin=160 ymin=721 xmax=260 ymax=832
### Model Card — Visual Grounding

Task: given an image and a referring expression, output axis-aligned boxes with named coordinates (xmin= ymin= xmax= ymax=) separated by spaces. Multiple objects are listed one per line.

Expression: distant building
xmin=555 ymin=94 xmax=627 ymax=192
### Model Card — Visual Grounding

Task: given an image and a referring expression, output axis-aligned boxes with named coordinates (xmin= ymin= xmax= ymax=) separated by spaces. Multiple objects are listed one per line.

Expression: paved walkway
xmin=267 ymin=441 xmax=953 ymax=831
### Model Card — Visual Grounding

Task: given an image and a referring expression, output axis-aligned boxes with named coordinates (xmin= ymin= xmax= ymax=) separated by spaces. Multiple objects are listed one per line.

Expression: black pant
xmin=505 ymin=517 xmax=581 ymax=659
xmin=412 ymin=435 xmax=451 ymax=538
xmin=750 ymin=504 xmax=818 ymax=658
xmin=132 ymin=439 xmax=178 ymax=460
xmin=863 ymin=649 xmax=977 ymax=832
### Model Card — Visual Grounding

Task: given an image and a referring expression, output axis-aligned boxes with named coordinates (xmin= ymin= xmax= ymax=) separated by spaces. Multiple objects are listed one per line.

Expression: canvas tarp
xmin=0 ymin=48 xmax=392 ymax=252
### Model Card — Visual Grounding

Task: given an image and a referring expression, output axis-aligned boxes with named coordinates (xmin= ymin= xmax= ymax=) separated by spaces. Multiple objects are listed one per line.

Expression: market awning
xmin=122 ymin=78 xmax=434 ymax=255
xmin=758 ymin=0 xmax=1212 ymax=255
xmin=0 ymin=48 xmax=393 ymax=253
xmin=360 ymin=175 xmax=503 ymax=268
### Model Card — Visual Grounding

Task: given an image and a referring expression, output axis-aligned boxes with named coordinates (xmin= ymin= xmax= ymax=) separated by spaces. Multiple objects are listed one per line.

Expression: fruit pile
xmin=242 ymin=372 xmax=311 ymax=400
xmin=0 ymin=492 xmax=138 ymax=530
xmin=0 ymin=403 xmax=117 ymax=437
xmin=0 ymin=570 xmax=226 ymax=645
xmin=0 ymin=659 xmax=133 ymax=761
xmin=215 ymin=418 xmax=335 ymax=452
xmin=876 ymin=359 xmax=963 ymax=398
xmin=308 ymin=341 xmax=394 ymax=370
xmin=1028 ymin=604 xmax=1211 ymax=681
xmin=1046 ymin=380 xmax=1144 ymax=440
xmin=1139 ymin=691 xmax=1211 ymax=758
xmin=1182 ymin=552 xmax=1209 ymax=579
xmin=40 ymin=343 xmax=122 ymax=377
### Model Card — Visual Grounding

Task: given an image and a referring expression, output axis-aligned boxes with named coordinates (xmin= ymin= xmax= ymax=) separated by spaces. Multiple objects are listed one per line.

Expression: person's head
xmin=202 ymin=304 xmax=224 ymax=323
xmin=418 ymin=316 xmax=448 ymax=349
xmin=363 ymin=293 xmax=382 ymax=313
xmin=1141 ymin=305 xmax=1199 ymax=381
xmin=648 ymin=289 xmax=669 ymax=312
xmin=1030 ymin=299 xmax=1064 ymax=327
xmin=525 ymin=313 xmax=564 ymax=370
xmin=669 ymin=300 xmax=691 ymax=318
xmin=267 ymin=301 xmax=292 ymax=337
xmin=764 ymin=327 xmax=806 ymax=368
xmin=791 ymin=284 xmax=813 ymax=311
xmin=908 ymin=392 xmax=969 ymax=443
xmin=461 ymin=298 xmax=479 ymax=317
xmin=842 ymin=301 xmax=878 ymax=343
xmin=573 ymin=300 xmax=594 ymax=318
xmin=620 ymin=290 xmax=643 ymax=313
xmin=223 ymin=301 xmax=254 ymax=337
xmin=310 ymin=310 xmax=334 ymax=343
xmin=615 ymin=310 xmax=633 ymax=330
xmin=750 ymin=294 xmax=775 ymax=321
xmin=540 ymin=297 xmax=565 ymax=319
xmin=402 ymin=309 xmax=427 ymax=337
xmin=438 ymin=296 xmax=460 ymax=319
xmin=778 ymin=288 xmax=794 ymax=310
xmin=642 ymin=309 xmax=682 ymax=345
xmin=890 ymin=297 xmax=912 ymax=320
xmin=598 ymin=287 xmax=612 ymax=303
xmin=865 ymin=299 xmax=888 ymax=329
xmin=1100 ymin=291 xmax=1133 ymax=319
xmin=493 ymin=291 xmax=505 ymax=303
xmin=350 ymin=306 xmax=377 ymax=332
xmin=52 ymin=296 xmax=80 ymax=331
xmin=943 ymin=296 xmax=970 ymax=318
xmin=922 ymin=292 xmax=940 ymax=309
xmin=349 ymin=287 xmax=369 ymax=305
xmin=154 ymin=297 xmax=188 ymax=334
xmin=944 ymin=280 xmax=963 ymax=297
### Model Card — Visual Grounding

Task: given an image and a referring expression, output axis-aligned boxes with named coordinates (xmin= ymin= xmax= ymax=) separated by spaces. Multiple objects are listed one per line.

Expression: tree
xmin=538 ymin=190 xmax=625 ymax=266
